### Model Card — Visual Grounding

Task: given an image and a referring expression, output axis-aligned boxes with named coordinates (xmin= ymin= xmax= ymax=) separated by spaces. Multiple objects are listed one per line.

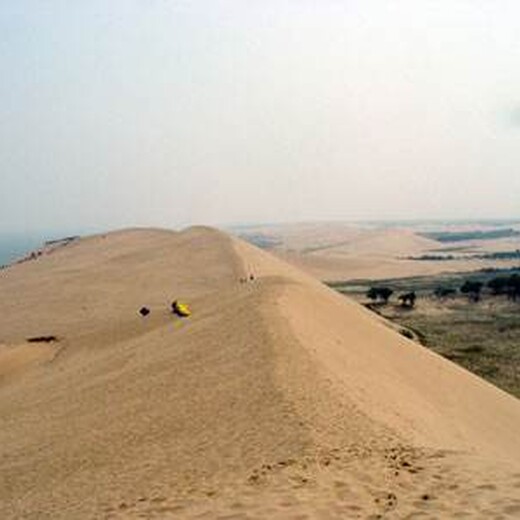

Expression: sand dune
xmin=1 ymin=227 xmax=519 ymax=519
xmin=277 ymin=249 xmax=520 ymax=282
xmin=304 ymin=229 xmax=439 ymax=257
xmin=272 ymin=227 xmax=520 ymax=281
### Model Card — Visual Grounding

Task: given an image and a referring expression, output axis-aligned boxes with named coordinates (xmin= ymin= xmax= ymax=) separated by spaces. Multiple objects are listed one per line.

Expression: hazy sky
xmin=2 ymin=1 xmax=520 ymax=234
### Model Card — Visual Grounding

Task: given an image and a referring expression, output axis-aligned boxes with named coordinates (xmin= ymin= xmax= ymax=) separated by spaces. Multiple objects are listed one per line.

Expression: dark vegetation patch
xmin=329 ymin=268 xmax=520 ymax=398
xmin=421 ymin=228 xmax=520 ymax=243
xmin=407 ymin=250 xmax=520 ymax=261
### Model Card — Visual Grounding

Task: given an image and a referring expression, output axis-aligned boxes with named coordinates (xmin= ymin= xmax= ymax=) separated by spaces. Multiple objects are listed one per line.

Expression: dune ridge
xmin=235 ymin=239 xmax=520 ymax=454
xmin=1 ymin=227 xmax=519 ymax=519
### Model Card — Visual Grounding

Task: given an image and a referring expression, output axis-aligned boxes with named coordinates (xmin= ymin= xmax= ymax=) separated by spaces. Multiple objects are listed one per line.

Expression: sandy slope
xmin=306 ymin=229 xmax=439 ymax=257
xmin=0 ymin=342 xmax=59 ymax=380
xmin=1 ymin=228 xmax=519 ymax=519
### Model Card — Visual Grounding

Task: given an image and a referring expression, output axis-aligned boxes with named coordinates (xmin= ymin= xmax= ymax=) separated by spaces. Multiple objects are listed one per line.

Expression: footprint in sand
xmin=150 ymin=496 xmax=167 ymax=503
xmin=477 ymin=483 xmax=497 ymax=491
xmin=374 ymin=491 xmax=398 ymax=511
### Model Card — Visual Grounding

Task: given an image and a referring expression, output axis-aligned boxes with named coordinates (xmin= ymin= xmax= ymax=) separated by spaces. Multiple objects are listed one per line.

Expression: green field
xmin=421 ymin=228 xmax=520 ymax=242
xmin=329 ymin=269 xmax=520 ymax=398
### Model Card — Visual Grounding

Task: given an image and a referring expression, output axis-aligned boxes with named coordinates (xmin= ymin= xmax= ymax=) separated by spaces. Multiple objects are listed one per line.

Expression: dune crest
xmin=234 ymin=237 xmax=520 ymax=455
xmin=0 ymin=227 xmax=519 ymax=519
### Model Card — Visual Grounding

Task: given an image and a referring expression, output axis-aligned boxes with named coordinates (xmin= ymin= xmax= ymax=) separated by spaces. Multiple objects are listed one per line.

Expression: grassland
xmin=330 ymin=269 xmax=520 ymax=398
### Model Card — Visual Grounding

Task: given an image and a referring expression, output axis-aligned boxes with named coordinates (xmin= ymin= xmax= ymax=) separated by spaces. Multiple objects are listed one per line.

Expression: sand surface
xmin=0 ymin=342 xmax=59 ymax=380
xmin=1 ymin=227 xmax=519 ymax=519
xmin=236 ymin=223 xmax=520 ymax=281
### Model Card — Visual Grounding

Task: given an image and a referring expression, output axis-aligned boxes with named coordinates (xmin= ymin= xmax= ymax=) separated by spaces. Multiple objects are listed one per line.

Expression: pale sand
xmin=0 ymin=227 xmax=519 ymax=519
xmin=277 ymin=250 xmax=520 ymax=282
xmin=244 ymin=224 xmax=520 ymax=281
xmin=0 ymin=342 xmax=59 ymax=380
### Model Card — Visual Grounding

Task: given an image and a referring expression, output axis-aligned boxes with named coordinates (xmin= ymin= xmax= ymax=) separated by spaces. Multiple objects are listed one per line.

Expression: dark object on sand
xmin=139 ymin=307 xmax=150 ymax=317
xmin=27 ymin=335 xmax=58 ymax=343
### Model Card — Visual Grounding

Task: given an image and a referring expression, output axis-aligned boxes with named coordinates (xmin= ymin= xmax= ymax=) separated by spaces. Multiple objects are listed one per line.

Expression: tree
xmin=460 ymin=280 xmax=483 ymax=302
xmin=487 ymin=276 xmax=509 ymax=295
xmin=366 ymin=286 xmax=393 ymax=304
xmin=378 ymin=287 xmax=393 ymax=304
xmin=506 ymin=274 xmax=520 ymax=301
xmin=486 ymin=274 xmax=520 ymax=301
xmin=399 ymin=291 xmax=416 ymax=308
xmin=367 ymin=287 xmax=379 ymax=302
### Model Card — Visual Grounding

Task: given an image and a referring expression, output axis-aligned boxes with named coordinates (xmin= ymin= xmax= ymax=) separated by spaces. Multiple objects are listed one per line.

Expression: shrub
xmin=366 ymin=286 xmax=394 ymax=304
xmin=460 ymin=280 xmax=483 ymax=302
